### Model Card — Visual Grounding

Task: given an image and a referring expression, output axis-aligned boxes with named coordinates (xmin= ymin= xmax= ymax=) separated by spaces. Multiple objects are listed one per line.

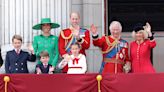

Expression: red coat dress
xmin=59 ymin=28 xmax=90 ymax=72
xmin=130 ymin=39 xmax=156 ymax=73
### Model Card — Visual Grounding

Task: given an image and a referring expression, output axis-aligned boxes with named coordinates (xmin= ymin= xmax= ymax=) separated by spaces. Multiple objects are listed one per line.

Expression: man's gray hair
xmin=109 ymin=21 xmax=122 ymax=32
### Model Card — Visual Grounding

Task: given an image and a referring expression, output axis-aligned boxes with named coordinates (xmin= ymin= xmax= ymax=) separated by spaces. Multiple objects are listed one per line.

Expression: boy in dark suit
xmin=36 ymin=51 xmax=54 ymax=74
xmin=5 ymin=35 xmax=36 ymax=73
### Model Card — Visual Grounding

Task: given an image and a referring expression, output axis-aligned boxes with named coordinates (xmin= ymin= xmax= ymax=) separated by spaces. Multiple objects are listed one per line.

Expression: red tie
xmin=72 ymin=58 xmax=79 ymax=65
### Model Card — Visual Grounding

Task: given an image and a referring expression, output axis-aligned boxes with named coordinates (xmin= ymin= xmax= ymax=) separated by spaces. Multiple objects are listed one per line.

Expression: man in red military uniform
xmin=59 ymin=12 xmax=90 ymax=72
xmin=90 ymin=21 xmax=131 ymax=74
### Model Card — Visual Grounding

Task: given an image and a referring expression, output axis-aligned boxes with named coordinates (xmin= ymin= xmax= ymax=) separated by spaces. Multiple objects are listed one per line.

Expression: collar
xmin=14 ymin=49 xmax=21 ymax=53
xmin=110 ymin=35 xmax=121 ymax=40
xmin=41 ymin=34 xmax=52 ymax=38
xmin=42 ymin=63 xmax=48 ymax=66
xmin=71 ymin=54 xmax=82 ymax=59
xmin=70 ymin=26 xmax=80 ymax=32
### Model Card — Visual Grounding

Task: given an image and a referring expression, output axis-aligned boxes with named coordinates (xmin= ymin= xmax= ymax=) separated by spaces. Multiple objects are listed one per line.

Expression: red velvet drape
xmin=1 ymin=73 xmax=164 ymax=92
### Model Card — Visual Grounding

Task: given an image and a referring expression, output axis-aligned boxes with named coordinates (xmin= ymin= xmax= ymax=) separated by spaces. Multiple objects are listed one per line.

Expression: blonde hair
xmin=132 ymin=30 xmax=148 ymax=39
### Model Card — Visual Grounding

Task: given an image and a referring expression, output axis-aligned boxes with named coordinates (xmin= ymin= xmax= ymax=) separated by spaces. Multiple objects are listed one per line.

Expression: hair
xmin=12 ymin=35 xmax=22 ymax=42
xmin=70 ymin=12 xmax=80 ymax=19
xmin=71 ymin=42 xmax=81 ymax=49
xmin=132 ymin=23 xmax=149 ymax=39
xmin=40 ymin=51 xmax=49 ymax=58
xmin=41 ymin=23 xmax=52 ymax=30
xmin=109 ymin=21 xmax=122 ymax=32
xmin=132 ymin=30 xmax=148 ymax=39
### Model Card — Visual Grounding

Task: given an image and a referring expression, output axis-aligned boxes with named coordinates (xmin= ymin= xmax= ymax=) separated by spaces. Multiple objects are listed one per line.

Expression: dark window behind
xmin=108 ymin=0 xmax=164 ymax=32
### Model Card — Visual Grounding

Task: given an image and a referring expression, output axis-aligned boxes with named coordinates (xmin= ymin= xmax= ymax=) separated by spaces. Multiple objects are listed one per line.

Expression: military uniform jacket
xmin=59 ymin=28 xmax=90 ymax=56
xmin=93 ymin=35 xmax=130 ymax=73
xmin=5 ymin=50 xmax=36 ymax=73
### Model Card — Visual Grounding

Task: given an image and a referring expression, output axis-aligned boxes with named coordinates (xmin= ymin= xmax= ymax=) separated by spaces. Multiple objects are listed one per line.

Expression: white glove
xmin=144 ymin=22 xmax=152 ymax=37
xmin=123 ymin=62 xmax=131 ymax=73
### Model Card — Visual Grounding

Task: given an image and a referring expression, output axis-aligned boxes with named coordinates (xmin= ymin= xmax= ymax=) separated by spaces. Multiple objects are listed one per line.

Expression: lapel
xmin=41 ymin=63 xmax=45 ymax=69
xmin=12 ymin=50 xmax=24 ymax=63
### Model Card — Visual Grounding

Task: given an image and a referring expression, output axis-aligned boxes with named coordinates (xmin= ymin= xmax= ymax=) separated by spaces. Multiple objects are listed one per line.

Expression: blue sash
xmin=99 ymin=39 xmax=126 ymax=73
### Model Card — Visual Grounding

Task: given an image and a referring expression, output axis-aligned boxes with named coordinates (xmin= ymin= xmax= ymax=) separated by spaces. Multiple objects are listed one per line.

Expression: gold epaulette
xmin=60 ymin=30 xmax=72 ymax=40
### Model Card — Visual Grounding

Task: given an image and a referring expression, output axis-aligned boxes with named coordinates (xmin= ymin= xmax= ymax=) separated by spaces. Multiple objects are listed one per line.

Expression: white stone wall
xmin=152 ymin=33 xmax=164 ymax=72
xmin=0 ymin=0 xmax=71 ymax=73
xmin=83 ymin=0 xmax=103 ymax=73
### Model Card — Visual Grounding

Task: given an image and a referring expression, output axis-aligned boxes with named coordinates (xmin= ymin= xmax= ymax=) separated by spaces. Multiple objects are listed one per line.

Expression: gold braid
xmin=102 ymin=36 xmax=118 ymax=54
xmin=61 ymin=30 xmax=72 ymax=40
xmin=60 ymin=30 xmax=73 ymax=47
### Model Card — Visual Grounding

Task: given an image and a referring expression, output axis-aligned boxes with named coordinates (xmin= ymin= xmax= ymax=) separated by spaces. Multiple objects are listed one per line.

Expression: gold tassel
xmin=96 ymin=75 xmax=102 ymax=92
xmin=3 ymin=76 xmax=10 ymax=92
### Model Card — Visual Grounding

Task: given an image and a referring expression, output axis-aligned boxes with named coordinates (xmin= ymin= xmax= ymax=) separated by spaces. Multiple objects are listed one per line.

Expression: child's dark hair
xmin=71 ymin=42 xmax=81 ymax=48
xmin=12 ymin=35 xmax=22 ymax=42
xmin=40 ymin=51 xmax=49 ymax=58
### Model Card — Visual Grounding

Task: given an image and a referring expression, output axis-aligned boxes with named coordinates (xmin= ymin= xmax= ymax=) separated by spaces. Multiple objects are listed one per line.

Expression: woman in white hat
xmin=130 ymin=22 xmax=156 ymax=73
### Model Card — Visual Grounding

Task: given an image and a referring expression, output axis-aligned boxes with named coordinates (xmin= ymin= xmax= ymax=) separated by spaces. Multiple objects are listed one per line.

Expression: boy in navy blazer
xmin=5 ymin=35 xmax=36 ymax=73
xmin=36 ymin=51 xmax=54 ymax=74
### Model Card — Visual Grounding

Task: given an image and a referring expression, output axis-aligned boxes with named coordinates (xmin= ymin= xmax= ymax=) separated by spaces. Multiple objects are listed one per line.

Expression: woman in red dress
xmin=130 ymin=23 xmax=156 ymax=73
